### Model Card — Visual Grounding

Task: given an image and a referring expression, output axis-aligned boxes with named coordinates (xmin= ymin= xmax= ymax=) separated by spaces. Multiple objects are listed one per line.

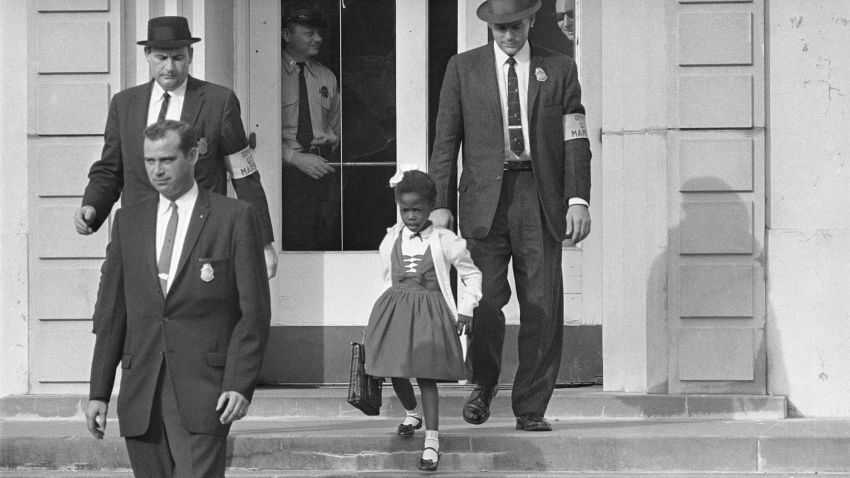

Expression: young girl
xmin=365 ymin=169 xmax=482 ymax=472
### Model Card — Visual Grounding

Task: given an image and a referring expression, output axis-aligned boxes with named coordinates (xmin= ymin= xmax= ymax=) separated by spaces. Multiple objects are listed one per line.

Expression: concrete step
xmin=2 ymin=418 xmax=849 ymax=474
xmin=5 ymin=473 xmax=850 ymax=478
xmin=0 ymin=385 xmax=787 ymax=421
xmin=4 ymin=473 xmax=850 ymax=478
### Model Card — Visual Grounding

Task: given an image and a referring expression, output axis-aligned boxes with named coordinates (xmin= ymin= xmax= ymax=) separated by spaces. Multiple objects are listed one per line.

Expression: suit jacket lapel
xmin=180 ymin=76 xmax=204 ymax=127
xmin=172 ymin=187 xmax=211 ymax=289
xmin=478 ymin=44 xmax=502 ymax=126
xmin=138 ymin=199 xmax=160 ymax=295
xmin=527 ymin=46 xmax=543 ymax=120
xmin=131 ymin=81 xmax=155 ymax=151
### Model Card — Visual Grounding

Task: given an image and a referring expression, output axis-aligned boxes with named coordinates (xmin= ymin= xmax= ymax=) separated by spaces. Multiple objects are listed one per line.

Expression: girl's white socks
xmin=423 ymin=430 xmax=439 ymax=462
xmin=402 ymin=409 xmax=422 ymax=426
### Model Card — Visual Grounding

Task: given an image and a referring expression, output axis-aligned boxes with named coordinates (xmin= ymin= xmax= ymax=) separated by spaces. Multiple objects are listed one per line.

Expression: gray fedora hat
xmin=477 ymin=0 xmax=541 ymax=24
xmin=137 ymin=16 xmax=201 ymax=49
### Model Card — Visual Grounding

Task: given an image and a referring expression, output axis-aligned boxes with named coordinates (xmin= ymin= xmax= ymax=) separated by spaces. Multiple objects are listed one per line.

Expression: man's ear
xmin=282 ymin=26 xmax=291 ymax=43
xmin=189 ymin=147 xmax=199 ymax=165
xmin=187 ymin=46 xmax=194 ymax=63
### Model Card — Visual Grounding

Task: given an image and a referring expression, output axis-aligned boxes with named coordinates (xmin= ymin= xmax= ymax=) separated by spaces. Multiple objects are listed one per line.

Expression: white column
xmin=600 ymin=0 xmax=669 ymax=393
xmin=396 ymin=0 xmax=429 ymax=170
xmin=136 ymin=1 xmax=152 ymax=86
xmin=459 ymin=0 xmax=487 ymax=52
xmin=0 ymin=0 xmax=30 ymax=397
xmin=188 ymin=0 xmax=206 ymax=80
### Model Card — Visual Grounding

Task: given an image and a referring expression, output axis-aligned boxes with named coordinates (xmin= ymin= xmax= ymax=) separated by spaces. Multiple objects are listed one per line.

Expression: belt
xmin=503 ymin=160 xmax=533 ymax=171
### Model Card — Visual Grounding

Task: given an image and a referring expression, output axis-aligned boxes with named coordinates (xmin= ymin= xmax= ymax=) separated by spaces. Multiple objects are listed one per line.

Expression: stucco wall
xmin=767 ymin=0 xmax=850 ymax=416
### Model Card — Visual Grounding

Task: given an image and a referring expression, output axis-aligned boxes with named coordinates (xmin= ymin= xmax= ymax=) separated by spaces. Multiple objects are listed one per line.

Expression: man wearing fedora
xmin=429 ymin=0 xmax=592 ymax=432
xmin=73 ymin=16 xmax=278 ymax=279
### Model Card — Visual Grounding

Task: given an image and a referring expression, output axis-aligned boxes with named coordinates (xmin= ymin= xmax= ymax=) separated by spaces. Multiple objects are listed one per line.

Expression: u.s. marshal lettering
xmin=563 ymin=113 xmax=588 ymax=141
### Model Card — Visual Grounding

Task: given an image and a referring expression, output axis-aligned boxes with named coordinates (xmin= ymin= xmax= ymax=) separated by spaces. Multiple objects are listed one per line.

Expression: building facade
xmin=1 ymin=0 xmax=848 ymax=417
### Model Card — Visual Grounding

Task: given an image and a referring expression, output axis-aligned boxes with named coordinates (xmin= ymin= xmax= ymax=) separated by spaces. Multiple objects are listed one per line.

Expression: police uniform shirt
xmin=281 ymin=51 xmax=340 ymax=163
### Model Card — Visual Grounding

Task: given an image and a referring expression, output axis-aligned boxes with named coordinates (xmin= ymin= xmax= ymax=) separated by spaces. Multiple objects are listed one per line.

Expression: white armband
xmin=563 ymin=113 xmax=588 ymax=141
xmin=224 ymin=146 xmax=259 ymax=179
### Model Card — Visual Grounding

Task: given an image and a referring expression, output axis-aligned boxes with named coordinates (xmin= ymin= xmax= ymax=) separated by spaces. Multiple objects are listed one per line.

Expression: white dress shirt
xmin=493 ymin=42 xmax=532 ymax=162
xmin=156 ymin=182 xmax=199 ymax=294
xmin=493 ymin=42 xmax=589 ymax=208
xmin=147 ymin=78 xmax=188 ymax=126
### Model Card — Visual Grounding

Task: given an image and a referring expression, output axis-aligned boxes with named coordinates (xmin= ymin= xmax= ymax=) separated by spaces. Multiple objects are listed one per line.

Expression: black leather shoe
xmin=417 ymin=447 xmax=440 ymax=471
xmin=462 ymin=385 xmax=497 ymax=425
xmin=396 ymin=415 xmax=422 ymax=436
xmin=515 ymin=413 xmax=552 ymax=431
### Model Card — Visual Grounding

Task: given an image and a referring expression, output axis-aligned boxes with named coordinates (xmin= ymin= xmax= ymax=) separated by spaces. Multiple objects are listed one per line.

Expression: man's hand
xmin=264 ymin=243 xmax=278 ymax=279
xmin=216 ymin=391 xmax=250 ymax=425
xmin=565 ymin=204 xmax=591 ymax=244
xmin=85 ymin=400 xmax=108 ymax=439
xmin=429 ymin=208 xmax=455 ymax=230
xmin=290 ymin=152 xmax=335 ymax=179
xmin=456 ymin=314 xmax=473 ymax=336
xmin=74 ymin=206 xmax=97 ymax=235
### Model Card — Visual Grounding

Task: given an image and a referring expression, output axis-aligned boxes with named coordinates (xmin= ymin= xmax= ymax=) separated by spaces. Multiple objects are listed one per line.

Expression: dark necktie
xmin=410 ymin=232 xmax=422 ymax=240
xmin=157 ymin=92 xmax=171 ymax=122
xmin=506 ymin=57 xmax=524 ymax=156
xmin=296 ymin=62 xmax=314 ymax=150
xmin=157 ymin=202 xmax=178 ymax=295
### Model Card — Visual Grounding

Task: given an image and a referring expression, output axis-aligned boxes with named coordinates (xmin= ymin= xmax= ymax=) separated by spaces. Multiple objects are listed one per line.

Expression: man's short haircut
xmin=394 ymin=170 xmax=437 ymax=205
xmin=143 ymin=119 xmax=197 ymax=156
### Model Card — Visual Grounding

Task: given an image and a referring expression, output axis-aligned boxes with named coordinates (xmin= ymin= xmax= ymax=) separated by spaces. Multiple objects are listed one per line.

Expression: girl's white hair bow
xmin=388 ymin=163 xmax=421 ymax=188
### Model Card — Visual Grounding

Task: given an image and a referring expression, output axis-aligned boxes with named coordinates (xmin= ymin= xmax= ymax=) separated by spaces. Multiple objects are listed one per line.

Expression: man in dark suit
xmin=85 ymin=120 xmax=271 ymax=477
xmin=429 ymin=0 xmax=591 ymax=432
xmin=73 ymin=16 xmax=278 ymax=278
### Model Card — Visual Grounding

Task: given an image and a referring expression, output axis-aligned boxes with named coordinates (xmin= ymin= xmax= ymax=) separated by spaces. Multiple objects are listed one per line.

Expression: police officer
xmin=281 ymin=4 xmax=342 ymax=250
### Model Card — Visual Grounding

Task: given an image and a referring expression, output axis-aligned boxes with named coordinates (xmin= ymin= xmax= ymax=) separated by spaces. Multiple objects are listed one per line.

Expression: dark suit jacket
xmin=82 ymin=76 xmax=274 ymax=244
xmin=89 ymin=188 xmax=271 ymax=437
xmin=429 ymin=42 xmax=592 ymax=241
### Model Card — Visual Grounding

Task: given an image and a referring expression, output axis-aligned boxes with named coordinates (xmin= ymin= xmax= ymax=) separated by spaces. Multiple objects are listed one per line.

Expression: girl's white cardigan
xmin=378 ymin=223 xmax=483 ymax=320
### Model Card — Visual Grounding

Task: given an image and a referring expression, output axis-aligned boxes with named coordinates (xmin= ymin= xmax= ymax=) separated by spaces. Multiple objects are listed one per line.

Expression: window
xmin=281 ymin=0 xmax=397 ymax=251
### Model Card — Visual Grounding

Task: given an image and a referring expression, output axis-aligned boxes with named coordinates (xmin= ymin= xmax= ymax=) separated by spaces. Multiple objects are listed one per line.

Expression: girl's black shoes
xmin=396 ymin=415 xmax=423 ymax=436
xmin=417 ymin=447 xmax=440 ymax=471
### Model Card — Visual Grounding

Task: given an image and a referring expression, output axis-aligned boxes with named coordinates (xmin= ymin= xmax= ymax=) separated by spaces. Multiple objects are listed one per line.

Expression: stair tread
xmin=3 ymin=417 xmax=848 ymax=440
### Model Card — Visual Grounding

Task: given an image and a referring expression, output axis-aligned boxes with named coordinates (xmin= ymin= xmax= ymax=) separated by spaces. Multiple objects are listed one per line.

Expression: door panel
xmin=666 ymin=0 xmax=766 ymax=394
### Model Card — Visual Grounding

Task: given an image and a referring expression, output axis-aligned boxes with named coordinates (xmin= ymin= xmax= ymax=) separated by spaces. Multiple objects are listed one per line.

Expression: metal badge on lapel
xmin=200 ymin=263 xmax=214 ymax=282
xmin=197 ymin=137 xmax=208 ymax=155
xmin=535 ymin=67 xmax=548 ymax=82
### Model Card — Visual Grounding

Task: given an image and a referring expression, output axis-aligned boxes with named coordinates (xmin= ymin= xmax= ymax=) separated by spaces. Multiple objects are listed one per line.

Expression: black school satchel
xmin=347 ymin=342 xmax=382 ymax=415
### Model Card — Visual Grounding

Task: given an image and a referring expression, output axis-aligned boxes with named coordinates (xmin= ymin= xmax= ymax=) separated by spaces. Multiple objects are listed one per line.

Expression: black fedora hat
xmin=137 ymin=16 xmax=201 ymax=49
xmin=477 ymin=0 xmax=541 ymax=24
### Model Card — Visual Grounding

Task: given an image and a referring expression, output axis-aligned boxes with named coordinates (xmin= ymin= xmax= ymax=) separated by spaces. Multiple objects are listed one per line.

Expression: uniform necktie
xmin=157 ymin=202 xmax=178 ymax=295
xmin=296 ymin=62 xmax=314 ymax=150
xmin=506 ymin=57 xmax=524 ymax=156
xmin=157 ymin=92 xmax=171 ymax=122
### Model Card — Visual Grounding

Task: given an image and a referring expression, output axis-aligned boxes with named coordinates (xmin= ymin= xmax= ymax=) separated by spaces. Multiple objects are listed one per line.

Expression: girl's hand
xmin=456 ymin=314 xmax=473 ymax=336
